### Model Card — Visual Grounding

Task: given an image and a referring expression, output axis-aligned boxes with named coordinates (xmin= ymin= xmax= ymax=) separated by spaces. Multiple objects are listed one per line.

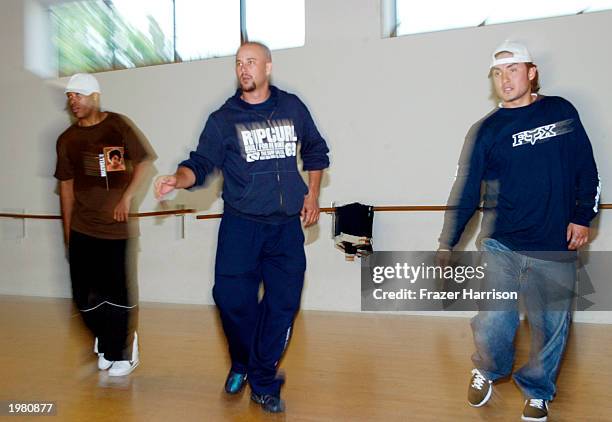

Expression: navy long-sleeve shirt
xmin=179 ymin=86 xmax=330 ymax=224
xmin=440 ymin=95 xmax=600 ymax=252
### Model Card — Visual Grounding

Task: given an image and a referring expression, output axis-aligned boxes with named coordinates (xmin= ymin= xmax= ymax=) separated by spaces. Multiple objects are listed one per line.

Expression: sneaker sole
xmin=521 ymin=416 xmax=547 ymax=422
xmin=468 ymin=383 xmax=493 ymax=408
xmin=108 ymin=361 xmax=139 ymax=377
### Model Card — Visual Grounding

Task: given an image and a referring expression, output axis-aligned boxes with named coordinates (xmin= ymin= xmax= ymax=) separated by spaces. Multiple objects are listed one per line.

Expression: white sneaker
xmin=98 ymin=354 xmax=113 ymax=370
xmin=108 ymin=332 xmax=139 ymax=377
xmin=108 ymin=360 xmax=139 ymax=376
xmin=132 ymin=332 xmax=139 ymax=361
xmin=94 ymin=337 xmax=113 ymax=370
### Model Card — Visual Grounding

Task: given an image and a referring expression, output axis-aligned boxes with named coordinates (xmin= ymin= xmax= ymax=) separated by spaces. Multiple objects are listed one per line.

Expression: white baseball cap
xmin=65 ymin=73 xmax=101 ymax=96
xmin=490 ymin=41 xmax=533 ymax=69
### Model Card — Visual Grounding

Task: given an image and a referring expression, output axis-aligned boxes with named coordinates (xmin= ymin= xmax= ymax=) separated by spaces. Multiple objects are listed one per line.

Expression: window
xmin=244 ymin=0 xmax=305 ymax=50
xmin=52 ymin=1 xmax=117 ymax=76
xmin=49 ymin=0 xmax=305 ymax=76
xmin=389 ymin=0 xmax=612 ymax=37
xmin=174 ymin=0 xmax=240 ymax=61
xmin=111 ymin=0 xmax=174 ymax=66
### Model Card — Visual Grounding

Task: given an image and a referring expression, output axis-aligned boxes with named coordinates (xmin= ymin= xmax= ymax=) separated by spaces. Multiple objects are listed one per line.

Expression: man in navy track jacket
xmin=155 ymin=42 xmax=329 ymax=413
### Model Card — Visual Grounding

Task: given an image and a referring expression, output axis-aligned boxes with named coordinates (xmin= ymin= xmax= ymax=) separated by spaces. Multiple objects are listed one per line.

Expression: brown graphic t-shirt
xmin=54 ymin=112 xmax=152 ymax=239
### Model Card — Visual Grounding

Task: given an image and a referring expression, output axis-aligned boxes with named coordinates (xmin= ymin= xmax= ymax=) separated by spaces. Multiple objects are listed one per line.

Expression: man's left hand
xmin=301 ymin=193 xmax=320 ymax=227
xmin=114 ymin=196 xmax=132 ymax=222
xmin=567 ymin=223 xmax=589 ymax=250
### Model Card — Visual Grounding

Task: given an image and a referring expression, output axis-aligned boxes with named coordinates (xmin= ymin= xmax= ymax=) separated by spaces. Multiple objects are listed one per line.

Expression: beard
xmin=241 ymin=79 xmax=257 ymax=93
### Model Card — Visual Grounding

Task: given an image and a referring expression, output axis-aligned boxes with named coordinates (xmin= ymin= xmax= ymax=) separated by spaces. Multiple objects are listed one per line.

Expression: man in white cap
xmin=438 ymin=41 xmax=600 ymax=421
xmin=54 ymin=73 xmax=155 ymax=376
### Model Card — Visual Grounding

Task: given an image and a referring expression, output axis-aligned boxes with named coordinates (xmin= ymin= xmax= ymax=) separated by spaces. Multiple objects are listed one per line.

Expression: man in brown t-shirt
xmin=54 ymin=73 xmax=154 ymax=377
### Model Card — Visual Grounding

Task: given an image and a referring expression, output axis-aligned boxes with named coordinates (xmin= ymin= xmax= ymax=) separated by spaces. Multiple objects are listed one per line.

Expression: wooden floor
xmin=1 ymin=296 xmax=611 ymax=422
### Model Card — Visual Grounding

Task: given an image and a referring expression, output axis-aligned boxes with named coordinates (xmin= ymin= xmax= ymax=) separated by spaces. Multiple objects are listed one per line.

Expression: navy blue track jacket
xmin=180 ymin=86 xmax=330 ymax=224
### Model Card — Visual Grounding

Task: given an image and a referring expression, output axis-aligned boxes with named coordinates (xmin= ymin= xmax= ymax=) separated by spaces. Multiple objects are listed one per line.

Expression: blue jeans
xmin=471 ymin=238 xmax=576 ymax=400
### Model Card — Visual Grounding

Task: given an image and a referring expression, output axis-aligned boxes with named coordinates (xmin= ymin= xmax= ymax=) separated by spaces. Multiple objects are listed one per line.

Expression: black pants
xmin=68 ymin=230 xmax=137 ymax=361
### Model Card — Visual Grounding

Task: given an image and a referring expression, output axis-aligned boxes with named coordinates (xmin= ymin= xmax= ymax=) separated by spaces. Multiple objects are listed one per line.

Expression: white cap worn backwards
xmin=65 ymin=73 xmax=101 ymax=96
xmin=490 ymin=41 xmax=533 ymax=70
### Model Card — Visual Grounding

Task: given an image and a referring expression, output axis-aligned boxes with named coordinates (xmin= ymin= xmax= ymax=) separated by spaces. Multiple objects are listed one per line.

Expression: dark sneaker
xmin=251 ymin=393 xmax=285 ymax=413
xmin=521 ymin=399 xmax=548 ymax=421
xmin=224 ymin=371 xmax=247 ymax=394
xmin=468 ymin=368 xmax=493 ymax=407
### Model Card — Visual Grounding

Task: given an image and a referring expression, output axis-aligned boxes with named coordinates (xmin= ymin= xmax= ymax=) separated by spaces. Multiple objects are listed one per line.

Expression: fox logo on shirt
xmin=512 ymin=119 xmax=574 ymax=147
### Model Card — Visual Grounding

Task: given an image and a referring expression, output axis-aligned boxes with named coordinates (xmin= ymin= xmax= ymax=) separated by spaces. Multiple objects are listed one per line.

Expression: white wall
xmin=1 ymin=0 xmax=611 ymax=323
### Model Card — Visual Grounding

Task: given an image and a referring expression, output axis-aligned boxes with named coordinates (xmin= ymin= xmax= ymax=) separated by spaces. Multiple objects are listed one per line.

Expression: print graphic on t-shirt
xmin=98 ymin=154 xmax=107 ymax=177
xmin=236 ymin=119 xmax=298 ymax=163
xmin=512 ymin=119 xmax=574 ymax=148
xmin=103 ymin=146 xmax=126 ymax=172
xmin=83 ymin=152 xmax=105 ymax=177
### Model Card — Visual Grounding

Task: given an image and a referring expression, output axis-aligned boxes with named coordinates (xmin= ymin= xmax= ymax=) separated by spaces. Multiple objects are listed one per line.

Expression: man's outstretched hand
xmin=154 ymin=175 xmax=178 ymax=200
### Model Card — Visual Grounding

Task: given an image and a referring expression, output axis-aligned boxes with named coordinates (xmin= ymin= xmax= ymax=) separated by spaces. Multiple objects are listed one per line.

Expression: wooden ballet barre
xmin=3 ymin=204 xmax=609 ymax=221
xmin=362 ymin=204 xmax=612 ymax=211
xmin=0 ymin=208 xmax=196 ymax=220
xmin=196 ymin=213 xmax=224 ymax=220
xmin=194 ymin=206 xmax=463 ymax=219
xmin=129 ymin=209 xmax=196 ymax=217
xmin=0 ymin=213 xmax=62 ymax=220
xmin=193 ymin=203 xmax=611 ymax=220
